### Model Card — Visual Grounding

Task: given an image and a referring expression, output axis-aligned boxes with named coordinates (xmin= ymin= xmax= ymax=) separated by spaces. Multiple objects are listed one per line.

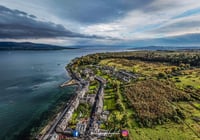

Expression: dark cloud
xmin=46 ymin=0 xmax=155 ymax=24
xmin=29 ymin=14 xmax=37 ymax=18
xmin=0 ymin=5 xmax=108 ymax=39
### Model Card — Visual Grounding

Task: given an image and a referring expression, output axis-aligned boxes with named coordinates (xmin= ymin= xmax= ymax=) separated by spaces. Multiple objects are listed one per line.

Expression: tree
xmin=158 ymin=72 xmax=167 ymax=79
xmin=132 ymin=66 xmax=137 ymax=73
xmin=121 ymin=114 xmax=128 ymax=127
xmin=116 ymin=101 xmax=124 ymax=112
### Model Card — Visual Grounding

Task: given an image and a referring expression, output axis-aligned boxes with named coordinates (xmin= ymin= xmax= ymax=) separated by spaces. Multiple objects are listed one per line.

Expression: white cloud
xmin=81 ymin=0 xmax=200 ymax=43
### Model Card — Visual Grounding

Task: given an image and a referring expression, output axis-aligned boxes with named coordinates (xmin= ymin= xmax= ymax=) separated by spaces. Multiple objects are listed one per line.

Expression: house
xmin=63 ymin=127 xmax=73 ymax=135
xmin=115 ymin=70 xmax=138 ymax=82
xmin=76 ymin=122 xmax=87 ymax=135
xmin=119 ymin=70 xmax=137 ymax=79
xmin=49 ymin=133 xmax=59 ymax=140
xmin=101 ymin=111 xmax=110 ymax=121
xmin=89 ymin=76 xmax=95 ymax=81
xmin=90 ymin=122 xmax=99 ymax=134
xmin=95 ymin=76 xmax=106 ymax=85
xmin=87 ymin=95 xmax=95 ymax=105
xmin=82 ymin=68 xmax=94 ymax=77
xmin=100 ymin=114 xmax=108 ymax=121
xmin=80 ymin=94 xmax=96 ymax=105
xmin=95 ymin=98 xmax=103 ymax=115
xmin=102 ymin=111 xmax=109 ymax=115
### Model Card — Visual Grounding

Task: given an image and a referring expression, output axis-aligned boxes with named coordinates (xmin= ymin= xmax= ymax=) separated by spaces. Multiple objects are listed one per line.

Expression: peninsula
xmin=37 ymin=50 xmax=200 ymax=140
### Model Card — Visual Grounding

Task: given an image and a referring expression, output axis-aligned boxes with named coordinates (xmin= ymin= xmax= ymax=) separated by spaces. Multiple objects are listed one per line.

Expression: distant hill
xmin=0 ymin=42 xmax=78 ymax=50
xmin=128 ymin=46 xmax=200 ymax=51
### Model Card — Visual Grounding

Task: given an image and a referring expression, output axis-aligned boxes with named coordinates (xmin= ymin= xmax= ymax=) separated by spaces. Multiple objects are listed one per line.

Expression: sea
xmin=0 ymin=48 xmax=125 ymax=140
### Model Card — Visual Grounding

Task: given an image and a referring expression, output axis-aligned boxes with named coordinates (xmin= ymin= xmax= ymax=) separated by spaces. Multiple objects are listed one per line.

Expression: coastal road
xmin=42 ymin=79 xmax=87 ymax=139
xmin=42 ymin=93 xmax=78 ymax=140
xmin=40 ymin=66 xmax=84 ymax=139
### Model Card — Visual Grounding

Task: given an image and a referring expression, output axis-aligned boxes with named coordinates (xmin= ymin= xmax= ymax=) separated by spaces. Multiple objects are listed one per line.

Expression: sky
xmin=1 ymin=0 xmax=200 ymax=46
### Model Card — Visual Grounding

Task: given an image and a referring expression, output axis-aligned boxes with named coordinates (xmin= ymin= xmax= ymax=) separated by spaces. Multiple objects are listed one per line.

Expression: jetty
xmin=60 ymin=79 xmax=79 ymax=87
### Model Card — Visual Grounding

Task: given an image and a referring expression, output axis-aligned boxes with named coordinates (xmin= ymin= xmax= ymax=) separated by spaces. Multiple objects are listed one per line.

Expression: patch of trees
xmin=68 ymin=51 xmax=200 ymax=75
xmin=126 ymin=52 xmax=200 ymax=67
xmin=111 ymin=51 xmax=197 ymax=65
xmin=71 ymin=53 xmax=102 ymax=67
xmin=184 ymin=88 xmax=200 ymax=101
xmin=125 ymin=80 xmax=190 ymax=127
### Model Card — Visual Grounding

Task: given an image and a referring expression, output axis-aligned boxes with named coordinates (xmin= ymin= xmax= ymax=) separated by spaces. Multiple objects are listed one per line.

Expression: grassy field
xmin=171 ymin=69 xmax=200 ymax=89
xmin=98 ymin=56 xmax=200 ymax=140
xmin=103 ymin=91 xmax=116 ymax=110
xmin=99 ymin=58 xmax=177 ymax=77
xmin=130 ymin=122 xmax=199 ymax=140
xmin=88 ymin=80 xmax=98 ymax=94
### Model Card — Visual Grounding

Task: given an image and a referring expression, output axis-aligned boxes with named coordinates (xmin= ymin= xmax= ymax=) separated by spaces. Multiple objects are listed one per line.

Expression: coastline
xmin=13 ymin=58 xmax=80 ymax=140
xmin=35 ymin=50 xmax=200 ymax=140
xmin=38 ymin=54 xmax=109 ymax=139
xmin=36 ymin=90 xmax=78 ymax=140
xmin=13 ymin=87 xmax=75 ymax=140
xmin=36 ymin=57 xmax=87 ymax=140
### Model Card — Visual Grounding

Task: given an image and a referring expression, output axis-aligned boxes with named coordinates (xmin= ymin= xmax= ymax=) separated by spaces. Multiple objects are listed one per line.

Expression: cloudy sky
xmin=1 ymin=0 xmax=200 ymax=46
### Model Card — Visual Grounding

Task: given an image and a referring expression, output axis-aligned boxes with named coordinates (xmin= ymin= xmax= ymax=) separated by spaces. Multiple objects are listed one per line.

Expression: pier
xmin=60 ymin=79 xmax=79 ymax=87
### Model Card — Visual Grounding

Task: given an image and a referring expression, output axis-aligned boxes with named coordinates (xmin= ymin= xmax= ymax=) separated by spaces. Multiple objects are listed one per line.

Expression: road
xmin=40 ymin=72 xmax=105 ymax=140
xmin=42 ymin=93 xmax=78 ymax=140
xmin=85 ymin=76 xmax=105 ymax=139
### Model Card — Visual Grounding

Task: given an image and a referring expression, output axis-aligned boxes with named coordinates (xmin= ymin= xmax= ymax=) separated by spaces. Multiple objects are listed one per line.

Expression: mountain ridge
xmin=0 ymin=42 xmax=79 ymax=50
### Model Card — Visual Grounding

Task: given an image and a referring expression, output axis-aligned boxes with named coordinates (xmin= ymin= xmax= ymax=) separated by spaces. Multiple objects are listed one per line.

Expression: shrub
xmin=158 ymin=72 xmax=167 ymax=79
xmin=125 ymin=80 xmax=190 ymax=127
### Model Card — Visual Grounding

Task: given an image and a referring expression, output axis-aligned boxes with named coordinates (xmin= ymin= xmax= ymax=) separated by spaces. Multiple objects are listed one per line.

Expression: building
xmin=115 ymin=70 xmax=138 ymax=82
xmin=76 ymin=122 xmax=87 ymax=135
xmin=101 ymin=66 xmax=115 ymax=72
xmin=101 ymin=111 xmax=110 ymax=121
xmin=56 ymin=80 xmax=89 ymax=133
xmin=95 ymin=98 xmax=103 ymax=115
xmin=49 ymin=133 xmax=59 ymax=140
xmin=82 ymin=68 xmax=94 ymax=78
xmin=80 ymin=94 xmax=96 ymax=105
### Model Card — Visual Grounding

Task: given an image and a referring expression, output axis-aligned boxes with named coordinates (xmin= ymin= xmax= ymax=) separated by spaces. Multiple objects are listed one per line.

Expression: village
xmin=37 ymin=60 xmax=138 ymax=140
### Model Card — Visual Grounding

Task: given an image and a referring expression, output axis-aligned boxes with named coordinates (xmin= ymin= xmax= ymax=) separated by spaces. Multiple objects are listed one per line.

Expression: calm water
xmin=0 ymin=48 xmax=124 ymax=140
